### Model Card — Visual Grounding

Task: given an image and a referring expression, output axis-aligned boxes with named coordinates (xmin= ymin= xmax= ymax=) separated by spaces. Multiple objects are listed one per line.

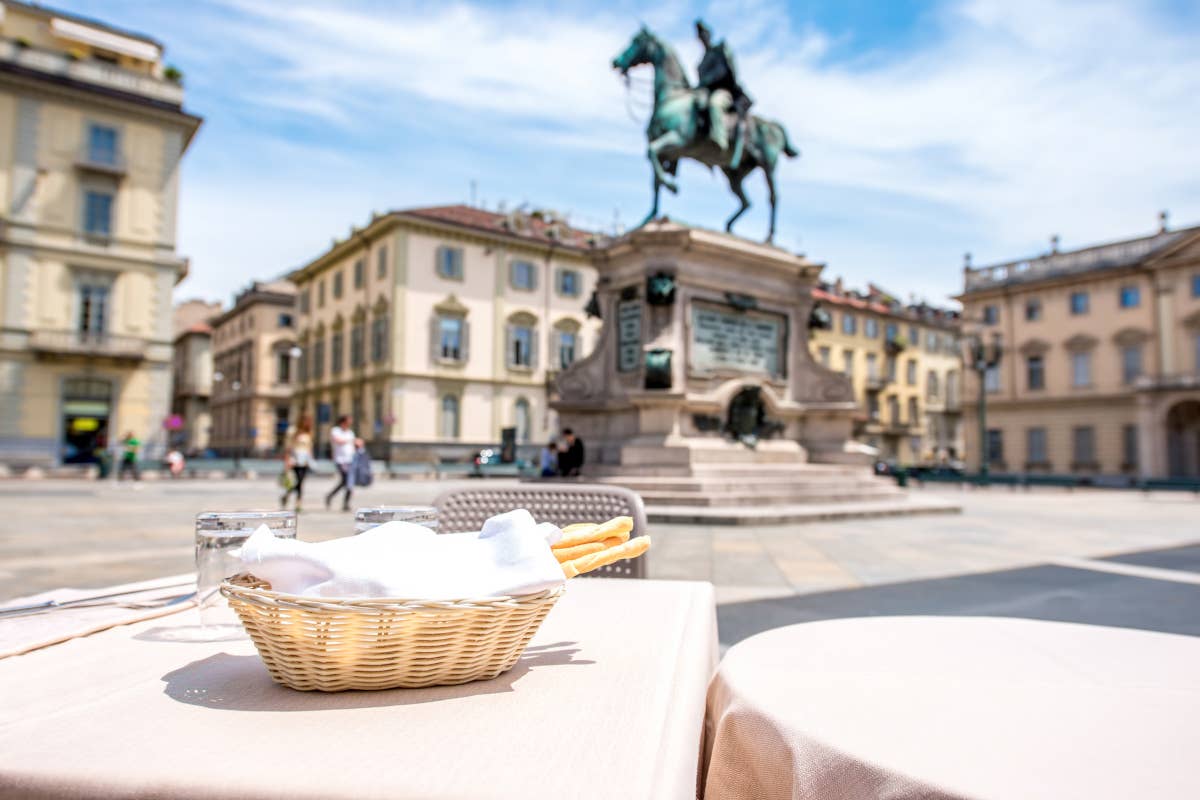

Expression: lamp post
xmin=966 ymin=332 xmax=1003 ymax=484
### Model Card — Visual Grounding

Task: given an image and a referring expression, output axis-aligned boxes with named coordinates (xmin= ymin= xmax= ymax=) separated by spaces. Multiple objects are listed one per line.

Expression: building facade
xmin=170 ymin=299 xmax=220 ymax=454
xmin=810 ymin=282 xmax=963 ymax=464
xmin=0 ymin=1 xmax=200 ymax=466
xmin=958 ymin=219 xmax=1200 ymax=479
xmin=209 ymin=281 xmax=297 ymax=456
xmin=288 ymin=205 xmax=602 ymax=462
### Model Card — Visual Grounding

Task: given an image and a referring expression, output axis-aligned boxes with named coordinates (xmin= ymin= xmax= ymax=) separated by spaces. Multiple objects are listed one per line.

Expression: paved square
xmin=2 ymin=477 xmax=1197 ymax=645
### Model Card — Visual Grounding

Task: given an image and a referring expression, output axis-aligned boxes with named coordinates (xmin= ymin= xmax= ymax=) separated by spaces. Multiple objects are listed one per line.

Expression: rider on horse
xmin=695 ymin=19 xmax=753 ymax=169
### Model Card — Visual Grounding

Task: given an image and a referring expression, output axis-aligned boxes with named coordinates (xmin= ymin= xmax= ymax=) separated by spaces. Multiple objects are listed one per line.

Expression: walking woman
xmin=281 ymin=414 xmax=314 ymax=512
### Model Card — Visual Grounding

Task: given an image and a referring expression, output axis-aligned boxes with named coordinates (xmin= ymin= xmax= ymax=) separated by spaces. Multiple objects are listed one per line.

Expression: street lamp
xmin=965 ymin=331 xmax=1003 ymax=483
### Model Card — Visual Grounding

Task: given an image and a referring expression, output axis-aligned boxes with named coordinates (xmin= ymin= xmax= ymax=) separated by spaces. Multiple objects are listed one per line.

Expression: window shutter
xmin=460 ymin=319 xmax=470 ymax=363
xmin=453 ymin=248 xmax=464 ymax=279
xmin=530 ymin=328 xmax=539 ymax=369
xmin=505 ymin=325 xmax=514 ymax=369
xmin=430 ymin=316 xmax=441 ymax=363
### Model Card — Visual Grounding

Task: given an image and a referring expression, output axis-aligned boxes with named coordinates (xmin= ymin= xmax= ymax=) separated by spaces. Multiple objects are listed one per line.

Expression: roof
xmin=812 ymin=285 xmax=961 ymax=328
xmin=4 ymin=0 xmax=163 ymax=49
xmin=962 ymin=223 xmax=1200 ymax=295
xmin=398 ymin=205 xmax=601 ymax=250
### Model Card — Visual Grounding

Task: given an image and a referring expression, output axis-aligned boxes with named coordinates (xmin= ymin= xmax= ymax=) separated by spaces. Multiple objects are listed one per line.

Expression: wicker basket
xmin=220 ymin=574 xmax=564 ymax=691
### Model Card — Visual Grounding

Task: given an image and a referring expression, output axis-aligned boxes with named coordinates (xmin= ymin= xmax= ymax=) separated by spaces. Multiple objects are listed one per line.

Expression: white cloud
xmin=171 ymin=0 xmax=1200 ymax=304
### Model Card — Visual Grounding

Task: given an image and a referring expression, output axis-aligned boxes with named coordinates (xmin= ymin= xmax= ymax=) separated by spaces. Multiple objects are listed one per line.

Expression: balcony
xmin=75 ymin=148 xmax=127 ymax=178
xmin=0 ymin=39 xmax=183 ymax=108
xmin=29 ymin=329 xmax=147 ymax=361
xmin=1135 ymin=373 xmax=1200 ymax=392
xmin=865 ymin=375 xmax=889 ymax=392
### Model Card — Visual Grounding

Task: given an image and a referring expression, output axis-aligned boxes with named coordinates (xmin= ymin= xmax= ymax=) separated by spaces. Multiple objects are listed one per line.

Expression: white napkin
xmin=237 ymin=509 xmax=566 ymax=600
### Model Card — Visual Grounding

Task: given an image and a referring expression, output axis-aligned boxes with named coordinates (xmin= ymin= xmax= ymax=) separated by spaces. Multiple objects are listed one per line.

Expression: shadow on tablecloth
xmin=159 ymin=641 xmax=593 ymax=711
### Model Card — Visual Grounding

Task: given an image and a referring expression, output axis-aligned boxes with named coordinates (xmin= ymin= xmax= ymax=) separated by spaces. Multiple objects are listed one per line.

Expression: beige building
xmin=958 ymin=218 xmax=1200 ymax=479
xmin=809 ymin=282 xmax=963 ymax=464
xmin=170 ymin=299 xmax=220 ymax=454
xmin=0 ymin=1 xmax=200 ymax=466
xmin=209 ymin=281 xmax=297 ymax=456
xmin=288 ymin=205 xmax=602 ymax=461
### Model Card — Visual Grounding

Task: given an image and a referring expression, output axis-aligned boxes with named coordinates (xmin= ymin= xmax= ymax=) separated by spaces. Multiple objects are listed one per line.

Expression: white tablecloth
xmin=703 ymin=617 xmax=1200 ymax=800
xmin=0 ymin=578 xmax=717 ymax=800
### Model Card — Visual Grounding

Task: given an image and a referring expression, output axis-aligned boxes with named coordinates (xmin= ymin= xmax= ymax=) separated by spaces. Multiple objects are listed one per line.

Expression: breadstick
xmin=555 ymin=516 xmax=633 ymax=549
xmin=561 ymin=536 xmax=651 ymax=578
xmin=552 ymin=537 xmax=625 ymax=563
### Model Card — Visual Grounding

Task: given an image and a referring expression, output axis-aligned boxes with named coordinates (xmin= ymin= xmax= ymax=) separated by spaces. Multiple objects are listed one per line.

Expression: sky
xmin=57 ymin=0 xmax=1200 ymax=308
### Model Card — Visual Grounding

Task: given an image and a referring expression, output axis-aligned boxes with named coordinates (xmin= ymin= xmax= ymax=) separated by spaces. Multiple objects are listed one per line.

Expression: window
xmin=986 ymin=429 xmax=1004 ymax=465
xmin=514 ymin=398 xmax=531 ymax=443
xmin=1027 ymin=428 xmax=1047 ymax=465
xmin=1192 ymin=274 xmax=1200 ymax=298
xmin=312 ymin=338 xmax=325 ymax=379
xmin=1026 ymin=355 xmax=1045 ymax=390
xmin=440 ymin=395 xmax=460 ymax=439
xmin=83 ymin=190 xmax=113 ymax=237
xmin=331 ymin=331 xmax=344 ymax=374
xmin=371 ymin=315 xmax=388 ymax=363
xmin=946 ymin=370 xmax=960 ymax=407
xmin=984 ymin=365 xmax=1000 ymax=393
xmin=907 ymin=397 xmax=918 ymax=425
xmin=867 ymin=393 xmax=880 ymax=420
xmin=926 ymin=370 xmax=939 ymax=401
xmin=1071 ymin=352 xmax=1091 ymax=387
xmin=437 ymin=317 xmax=465 ymax=361
xmin=299 ymin=290 xmax=310 ymax=313
xmin=982 ymin=305 xmax=999 ymax=325
xmin=926 ymin=331 xmax=937 ymax=351
xmin=842 ymin=349 xmax=854 ymax=376
xmin=866 ymin=353 xmax=879 ymax=379
xmin=373 ymin=391 xmax=384 ymax=435
xmin=508 ymin=325 xmax=535 ymax=368
xmin=886 ymin=356 xmax=897 ymax=382
xmin=276 ymin=351 xmax=291 ymax=384
xmin=1122 ymin=424 xmax=1138 ymax=470
xmin=906 ymin=359 xmax=917 ymax=386
xmin=1025 ymin=299 xmax=1042 ymax=321
xmin=297 ymin=346 xmax=308 ymax=383
xmin=377 ymin=246 xmax=388 ymax=278
xmin=818 ymin=346 xmax=831 ymax=367
xmin=353 ymin=259 xmax=364 ymax=289
xmin=885 ymin=322 xmax=898 ymax=342
xmin=1072 ymin=426 xmax=1095 ymax=467
xmin=318 ymin=281 xmax=325 ymax=308
xmin=77 ymin=282 xmax=109 ymax=334
xmin=350 ymin=321 xmax=365 ymax=367
xmin=278 ymin=313 xmax=293 ymax=328
xmin=888 ymin=396 xmax=900 ymax=425
xmin=864 ymin=318 xmax=879 ymax=338
xmin=557 ymin=269 xmax=581 ymax=297
xmin=436 ymin=246 xmax=464 ymax=280
xmin=510 ymin=260 xmax=536 ymax=291
xmin=1070 ymin=291 xmax=1089 ymax=315
xmin=87 ymin=124 xmax=118 ymax=166
xmin=841 ymin=314 xmax=857 ymax=335
xmin=333 ymin=271 xmax=343 ymax=299
xmin=558 ymin=330 xmax=577 ymax=368
xmin=909 ymin=326 xmax=919 ymax=346
xmin=1118 ymin=285 xmax=1140 ymax=309
xmin=1121 ymin=345 xmax=1142 ymax=385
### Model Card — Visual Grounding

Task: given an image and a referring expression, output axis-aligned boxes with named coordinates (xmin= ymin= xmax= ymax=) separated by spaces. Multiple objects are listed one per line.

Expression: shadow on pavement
xmin=718 ymin=557 xmax=1200 ymax=648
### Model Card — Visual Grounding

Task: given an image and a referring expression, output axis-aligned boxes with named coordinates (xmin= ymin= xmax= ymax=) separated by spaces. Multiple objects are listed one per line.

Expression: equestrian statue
xmin=612 ymin=21 xmax=799 ymax=244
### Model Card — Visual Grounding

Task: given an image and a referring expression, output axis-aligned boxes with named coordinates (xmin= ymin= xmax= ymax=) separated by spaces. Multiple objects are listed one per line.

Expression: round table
xmin=703 ymin=617 xmax=1200 ymax=800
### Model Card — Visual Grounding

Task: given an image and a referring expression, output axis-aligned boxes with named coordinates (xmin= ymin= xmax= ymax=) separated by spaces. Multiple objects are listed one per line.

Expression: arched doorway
xmin=62 ymin=377 xmax=113 ymax=464
xmin=1166 ymin=400 xmax=1200 ymax=477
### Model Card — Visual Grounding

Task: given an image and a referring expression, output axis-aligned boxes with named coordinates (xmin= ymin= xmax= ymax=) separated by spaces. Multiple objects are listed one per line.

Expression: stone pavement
xmin=2 ymin=478 xmax=1198 ymax=642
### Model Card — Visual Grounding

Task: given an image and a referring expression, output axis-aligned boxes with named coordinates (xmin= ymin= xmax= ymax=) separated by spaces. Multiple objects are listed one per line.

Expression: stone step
xmin=591 ymin=463 xmax=875 ymax=479
xmin=632 ymin=487 xmax=905 ymax=507
xmin=646 ymin=496 xmax=963 ymax=525
xmin=596 ymin=476 xmax=896 ymax=493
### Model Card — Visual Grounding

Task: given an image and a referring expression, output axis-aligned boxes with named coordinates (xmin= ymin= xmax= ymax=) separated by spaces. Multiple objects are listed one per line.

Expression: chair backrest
xmin=433 ymin=484 xmax=648 ymax=579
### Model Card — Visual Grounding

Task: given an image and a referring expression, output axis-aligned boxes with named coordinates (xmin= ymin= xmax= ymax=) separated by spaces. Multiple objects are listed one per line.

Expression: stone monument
xmin=550 ymin=222 xmax=921 ymax=522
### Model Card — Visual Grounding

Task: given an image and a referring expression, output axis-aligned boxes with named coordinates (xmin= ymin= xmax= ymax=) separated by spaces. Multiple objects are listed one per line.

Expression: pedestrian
xmin=540 ymin=438 xmax=558 ymax=478
xmin=166 ymin=448 xmax=185 ymax=478
xmin=281 ymin=414 xmax=314 ymax=512
xmin=557 ymin=428 xmax=585 ymax=477
xmin=325 ymin=415 xmax=356 ymax=511
xmin=118 ymin=431 xmax=140 ymax=481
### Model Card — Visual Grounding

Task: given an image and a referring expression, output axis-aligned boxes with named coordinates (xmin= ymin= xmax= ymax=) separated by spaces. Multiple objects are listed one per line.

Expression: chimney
xmin=963 ymin=252 xmax=972 ymax=270
xmin=1050 ymin=235 xmax=1060 ymax=254
xmin=834 ymin=277 xmax=844 ymax=295
xmin=1159 ymin=210 xmax=1169 ymax=233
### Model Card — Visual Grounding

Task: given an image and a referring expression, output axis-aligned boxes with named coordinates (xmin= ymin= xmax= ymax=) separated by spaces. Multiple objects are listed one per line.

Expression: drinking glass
xmin=354 ymin=506 xmax=438 ymax=534
xmin=195 ymin=510 xmax=296 ymax=629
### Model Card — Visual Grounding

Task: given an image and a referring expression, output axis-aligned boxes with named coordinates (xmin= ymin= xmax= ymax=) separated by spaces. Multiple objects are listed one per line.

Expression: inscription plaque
xmin=617 ymin=300 xmax=642 ymax=372
xmin=690 ymin=304 xmax=784 ymax=376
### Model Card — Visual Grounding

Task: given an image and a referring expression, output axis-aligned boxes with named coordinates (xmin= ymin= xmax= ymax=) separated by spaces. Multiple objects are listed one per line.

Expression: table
xmin=703 ymin=617 xmax=1200 ymax=800
xmin=0 ymin=578 xmax=717 ymax=800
